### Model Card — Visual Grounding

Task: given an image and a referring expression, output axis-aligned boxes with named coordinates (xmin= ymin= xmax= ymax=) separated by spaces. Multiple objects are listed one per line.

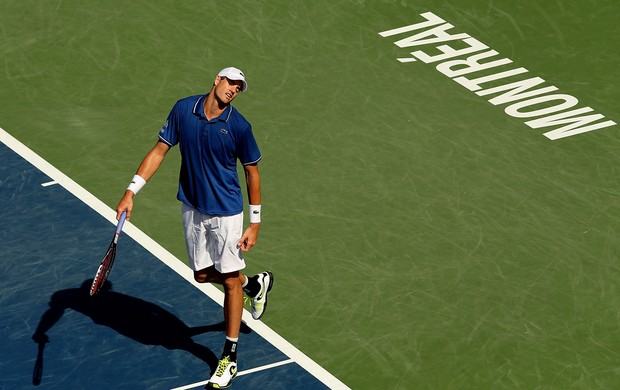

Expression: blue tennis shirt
xmin=158 ymin=94 xmax=261 ymax=216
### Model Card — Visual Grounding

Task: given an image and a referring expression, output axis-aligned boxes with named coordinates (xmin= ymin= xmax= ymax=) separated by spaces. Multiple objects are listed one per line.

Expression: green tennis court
xmin=1 ymin=1 xmax=619 ymax=388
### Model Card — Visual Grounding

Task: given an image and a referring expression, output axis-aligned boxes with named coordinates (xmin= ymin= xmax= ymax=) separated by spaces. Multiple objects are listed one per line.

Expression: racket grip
xmin=116 ymin=211 xmax=127 ymax=234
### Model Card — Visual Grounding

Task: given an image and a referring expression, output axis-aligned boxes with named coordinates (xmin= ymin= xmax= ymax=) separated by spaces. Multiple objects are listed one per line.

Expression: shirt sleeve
xmin=158 ymin=102 xmax=181 ymax=147
xmin=237 ymin=123 xmax=262 ymax=165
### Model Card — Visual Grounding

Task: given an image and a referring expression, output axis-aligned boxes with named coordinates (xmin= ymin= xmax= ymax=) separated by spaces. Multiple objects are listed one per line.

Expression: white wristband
xmin=249 ymin=204 xmax=261 ymax=224
xmin=127 ymin=174 xmax=146 ymax=195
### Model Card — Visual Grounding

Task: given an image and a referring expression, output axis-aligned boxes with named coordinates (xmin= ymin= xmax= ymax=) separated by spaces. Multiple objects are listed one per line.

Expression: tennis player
xmin=115 ymin=67 xmax=273 ymax=389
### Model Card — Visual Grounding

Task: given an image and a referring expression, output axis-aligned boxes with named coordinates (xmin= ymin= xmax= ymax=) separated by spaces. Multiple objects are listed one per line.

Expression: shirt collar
xmin=192 ymin=94 xmax=233 ymax=122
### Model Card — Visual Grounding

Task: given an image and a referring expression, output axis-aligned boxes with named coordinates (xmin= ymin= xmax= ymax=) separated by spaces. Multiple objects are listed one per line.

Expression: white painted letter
xmin=454 ymin=68 xmax=529 ymax=91
xmin=478 ymin=77 xmax=558 ymax=105
xmin=436 ymin=50 xmax=512 ymax=78
xmin=378 ymin=12 xmax=445 ymax=37
xmin=391 ymin=23 xmax=470 ymax=48
xmin=412 ymin=37 xmax=488 ymax=63
xmin=505 ymin=94 xmax=579 ymax=118
xmin=523 ymin=107 xmax=617 ymax=140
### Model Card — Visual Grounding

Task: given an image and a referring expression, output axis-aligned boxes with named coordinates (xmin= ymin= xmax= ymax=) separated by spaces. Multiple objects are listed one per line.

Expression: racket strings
xmin=90 ymin=249 xmax=116 ymax=296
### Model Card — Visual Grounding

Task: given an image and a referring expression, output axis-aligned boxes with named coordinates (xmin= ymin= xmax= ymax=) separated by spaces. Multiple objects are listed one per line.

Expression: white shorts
xmin=181 ymin=203 xmax=246 ymax=274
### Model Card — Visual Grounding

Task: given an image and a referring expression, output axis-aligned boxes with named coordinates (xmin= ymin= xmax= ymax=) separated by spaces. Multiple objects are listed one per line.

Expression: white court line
xmin=170 ymin=359 xmax=295 ymax=390
xmin=237 ymin=358 xmax=295 ymax=377
xmin=0 ymin=127 xmax=350 ymax=390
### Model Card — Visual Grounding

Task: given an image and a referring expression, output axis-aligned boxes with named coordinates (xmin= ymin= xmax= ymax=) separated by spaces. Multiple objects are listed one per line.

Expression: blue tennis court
xmin=0 ymin=131 xmax=346 ymax=389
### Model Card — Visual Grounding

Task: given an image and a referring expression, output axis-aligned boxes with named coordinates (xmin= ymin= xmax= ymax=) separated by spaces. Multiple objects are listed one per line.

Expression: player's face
xmin=214 ymin=76 xmax=243 ymax=104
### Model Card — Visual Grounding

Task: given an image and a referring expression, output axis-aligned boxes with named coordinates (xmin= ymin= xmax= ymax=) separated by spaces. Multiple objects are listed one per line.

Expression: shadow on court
xmin=31 ymin=279 xmax=251 ymax=386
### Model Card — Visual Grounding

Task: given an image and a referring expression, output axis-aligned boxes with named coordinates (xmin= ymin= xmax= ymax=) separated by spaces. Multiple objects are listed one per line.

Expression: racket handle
xmin=116 ymin=211 xmax=127 ymax=234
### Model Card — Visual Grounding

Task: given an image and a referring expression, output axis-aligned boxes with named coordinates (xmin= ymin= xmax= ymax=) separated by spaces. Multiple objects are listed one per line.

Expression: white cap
xmin=217 ymin=67 xmax=248 ymax=92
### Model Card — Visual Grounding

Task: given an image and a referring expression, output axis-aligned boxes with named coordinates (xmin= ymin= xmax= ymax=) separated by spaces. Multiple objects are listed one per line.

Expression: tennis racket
xmin=89 ymin=211 xmax=127 ymax=296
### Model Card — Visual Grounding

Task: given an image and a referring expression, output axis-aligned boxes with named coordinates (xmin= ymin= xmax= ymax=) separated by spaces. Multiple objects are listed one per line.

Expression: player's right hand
xmin=116 ymin=191 xmax=134 ymax=220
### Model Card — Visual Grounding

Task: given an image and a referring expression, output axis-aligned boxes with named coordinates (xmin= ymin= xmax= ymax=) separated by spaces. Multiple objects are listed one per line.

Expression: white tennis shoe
xmin=251 ymin=271 xmax=274 ymax=320
xmin=206 ymin=356 xmax=237 ymax=389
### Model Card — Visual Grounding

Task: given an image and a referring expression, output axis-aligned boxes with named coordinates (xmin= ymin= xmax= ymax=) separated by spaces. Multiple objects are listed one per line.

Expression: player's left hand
xmin=237 ymin=224 xmax=260 ymax=251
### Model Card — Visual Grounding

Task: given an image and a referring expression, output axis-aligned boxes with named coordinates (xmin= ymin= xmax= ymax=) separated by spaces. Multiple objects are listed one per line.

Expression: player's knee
xmin=221 ymin=272 xmax=241 ymax=290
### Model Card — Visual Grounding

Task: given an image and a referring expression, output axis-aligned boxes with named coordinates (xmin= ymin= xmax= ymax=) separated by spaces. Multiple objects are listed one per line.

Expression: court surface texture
xmin=1 ymin=1 xmax=619 ymax=389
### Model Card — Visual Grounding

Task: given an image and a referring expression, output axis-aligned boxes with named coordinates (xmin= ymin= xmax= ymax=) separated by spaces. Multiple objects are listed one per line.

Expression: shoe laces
xmin=216 ymin=356 xmax=232 ymax=377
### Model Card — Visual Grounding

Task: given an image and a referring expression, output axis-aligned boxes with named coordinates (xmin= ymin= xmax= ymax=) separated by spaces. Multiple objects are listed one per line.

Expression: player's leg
xmin=222 ymin=272 xmax=244 ymax=338
xmin=182 ymin=205 xmax=239 ymax=388
xmin=203 ymin=214 xmax=246 ymax=389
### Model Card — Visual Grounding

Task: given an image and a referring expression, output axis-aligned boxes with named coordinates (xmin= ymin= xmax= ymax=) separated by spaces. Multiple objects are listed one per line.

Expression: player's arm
xmin=238 ymin=164 xmax=261 ymax=251
xmin=116 ymin=140 xmax=171 ymax=220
